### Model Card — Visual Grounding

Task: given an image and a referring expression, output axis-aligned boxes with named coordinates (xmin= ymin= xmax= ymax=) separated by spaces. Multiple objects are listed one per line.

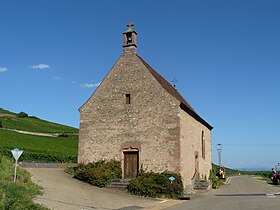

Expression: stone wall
xmin=78 ymin=51 xmax=181 ymax=175
xmin=179 ymin=108 xmax=212 ymax=190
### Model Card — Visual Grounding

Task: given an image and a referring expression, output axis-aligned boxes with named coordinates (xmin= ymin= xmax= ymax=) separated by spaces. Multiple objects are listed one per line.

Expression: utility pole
xmin=216 ymin=144 xmax=222 ymax=168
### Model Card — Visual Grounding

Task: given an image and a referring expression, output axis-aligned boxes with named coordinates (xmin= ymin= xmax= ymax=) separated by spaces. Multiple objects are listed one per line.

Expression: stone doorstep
xmin=106 ymin=179 xmax=130 ymax=191
xmin=193 ymin=180 xmax=210 ymax=190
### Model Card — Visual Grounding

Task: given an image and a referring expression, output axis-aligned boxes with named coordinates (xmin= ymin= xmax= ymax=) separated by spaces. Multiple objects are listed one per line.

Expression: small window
xmin=126 ymin=33 xmax=132 ymax=44
xmin=201 ymin=131 xmax=205 ymax=159
xmin=125 ymin=94 xmax=131 ymax=104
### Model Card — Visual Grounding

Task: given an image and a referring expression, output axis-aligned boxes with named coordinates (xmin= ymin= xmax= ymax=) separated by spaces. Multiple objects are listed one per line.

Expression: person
xmin=271 ymin=168 xmax=277 ymax=180
xmin=217 ymin=168 xmax=225 ymax=179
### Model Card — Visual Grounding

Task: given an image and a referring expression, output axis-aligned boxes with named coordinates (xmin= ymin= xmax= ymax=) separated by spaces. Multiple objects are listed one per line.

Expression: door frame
xmin=122 ymin=148 xmax=139 ymax=179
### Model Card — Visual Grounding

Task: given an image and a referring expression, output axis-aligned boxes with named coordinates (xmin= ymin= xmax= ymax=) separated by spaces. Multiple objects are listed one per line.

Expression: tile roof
xmin=137 ymin=54 xmax=213 ymax=130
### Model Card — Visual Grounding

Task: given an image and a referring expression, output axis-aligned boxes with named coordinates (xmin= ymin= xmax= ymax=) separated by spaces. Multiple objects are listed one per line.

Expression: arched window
xmin=202 ymin=131 xmax=205 ymax=159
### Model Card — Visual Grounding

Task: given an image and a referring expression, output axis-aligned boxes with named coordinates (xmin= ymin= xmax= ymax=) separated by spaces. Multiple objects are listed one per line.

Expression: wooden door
xmin=124 ymin=151 xmax=139 ymax=179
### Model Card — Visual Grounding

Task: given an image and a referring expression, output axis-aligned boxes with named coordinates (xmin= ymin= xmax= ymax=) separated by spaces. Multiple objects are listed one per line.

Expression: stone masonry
xmin=78 ymin=23 xmax=213 ymax=191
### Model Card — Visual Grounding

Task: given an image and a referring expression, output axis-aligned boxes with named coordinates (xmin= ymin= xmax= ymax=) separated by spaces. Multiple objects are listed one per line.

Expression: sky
xmin=1 ymin=0 xmax=280 ymax=170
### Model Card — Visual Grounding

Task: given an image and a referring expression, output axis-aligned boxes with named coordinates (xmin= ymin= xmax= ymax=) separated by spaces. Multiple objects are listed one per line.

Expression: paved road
xmin=168 ymin=176 xmax=280 ymax=210
xmin=26 ymin=168 xmax=182 ymax=210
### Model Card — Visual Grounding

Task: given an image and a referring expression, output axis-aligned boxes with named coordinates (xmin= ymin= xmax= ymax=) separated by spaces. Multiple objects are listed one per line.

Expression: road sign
xmin=11 ymin=148 xmax=24 ymax=183
xmin=169 ymin=176 xmax=175 ymax=182
xmin=11 ymin=148 xmax=23 ymax=161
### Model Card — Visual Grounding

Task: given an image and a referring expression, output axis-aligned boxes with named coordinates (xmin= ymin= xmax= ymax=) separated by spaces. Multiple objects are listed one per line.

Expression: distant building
xmin=78 ymin=22 xmax=213 ymax=190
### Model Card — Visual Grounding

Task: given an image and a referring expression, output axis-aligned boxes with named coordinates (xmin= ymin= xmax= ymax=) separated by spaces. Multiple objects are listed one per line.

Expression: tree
xmin=0 ymin=120 xmax=2 ymax=128
xmin=17 ymin=112 xmax=28 ymax=118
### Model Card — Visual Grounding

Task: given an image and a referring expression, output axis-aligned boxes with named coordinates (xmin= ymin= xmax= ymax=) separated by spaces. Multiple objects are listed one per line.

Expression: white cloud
xmin=82 ymin=82 xmax=100 ymax=88
xmin=31 ymin=64 xmax=50 ymax=69
xmin=53 ymin=76 xmax=63 ymax=81
xmin=0 ymin=67 xmax=8 ymax=73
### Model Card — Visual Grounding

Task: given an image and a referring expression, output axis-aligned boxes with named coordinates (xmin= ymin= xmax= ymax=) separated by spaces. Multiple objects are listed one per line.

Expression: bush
xmin=69 ymin=160 xmax=121 ymax=187
xmin=127 ymin=170 xmax=183 ymax=198
xmin=260 ymin=171 xmax=272 ymax=179
xmin=0 ymin=120 xmax=2 ymax=128
xmin=209 ymin=169 xmax=224 ymax=189
xmin=58 ymin=133 xmax=69 ymax=138
xmin=17 ymin=112 xmax=28 ymax=118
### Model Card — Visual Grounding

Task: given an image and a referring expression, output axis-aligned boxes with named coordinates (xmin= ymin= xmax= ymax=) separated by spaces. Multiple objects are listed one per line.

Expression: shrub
xmin=17 ymin=112 xmax=28 ymax=118
xmin=70 ymin=160 xmax=121 ymax=187
xmin=127 ymin=170 xmax=183 ymax=198
xmin=209 ymin=169 xmax=223 ymax=189
xmin=260 ymin=171 xmax=272 ymax=180
xmin=58 ymin=133 xmax=69 ymax=138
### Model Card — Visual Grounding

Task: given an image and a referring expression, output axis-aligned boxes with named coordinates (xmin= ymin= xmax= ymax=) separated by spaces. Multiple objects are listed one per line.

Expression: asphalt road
xmin=168 ymin=176 xmax=280 ymax=210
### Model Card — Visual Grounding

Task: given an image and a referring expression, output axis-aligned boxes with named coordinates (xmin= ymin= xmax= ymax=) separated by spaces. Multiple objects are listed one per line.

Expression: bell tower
xmin=123 ymin=21 xmax=137 ymax=54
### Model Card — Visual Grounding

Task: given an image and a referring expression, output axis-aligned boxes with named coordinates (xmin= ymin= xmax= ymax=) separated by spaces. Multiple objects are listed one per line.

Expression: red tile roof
xmin=137 ymin=54 xmax=213 ymax=130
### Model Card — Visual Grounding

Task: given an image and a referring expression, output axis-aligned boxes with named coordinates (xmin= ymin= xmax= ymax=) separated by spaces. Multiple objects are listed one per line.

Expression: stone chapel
xmin=78 ymin=22 xmax=213 ymax=190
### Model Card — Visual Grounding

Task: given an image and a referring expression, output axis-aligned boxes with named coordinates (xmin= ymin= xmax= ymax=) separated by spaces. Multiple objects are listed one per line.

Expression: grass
xmin=0 ymin=108 xmax=78 ymax=162
xmin=0 ymin=117 xmax=78 ymax=134
xmin=0 ymin=108 xmax=15 ymax=115
xmin=0 ymin=129 xmax=78 ymax=163
xmin=0 ymin=108 xmax=78 ymax=133
xmin=0 ymin=156 xmax=49 ymax=209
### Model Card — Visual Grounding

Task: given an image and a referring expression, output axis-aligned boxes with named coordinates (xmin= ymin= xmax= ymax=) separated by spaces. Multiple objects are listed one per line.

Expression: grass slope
xmin=0 ymin=108 xmax=78 ymax=133
xmin=0 ymin=108 xmax=15 ymax=115
xmin=0 ymin=129 xmax=78 ymax=162
xmin=0 ymin=108 xmax=78 ymax=162
xmin=0 ymin=156 xmax=49 ymax=209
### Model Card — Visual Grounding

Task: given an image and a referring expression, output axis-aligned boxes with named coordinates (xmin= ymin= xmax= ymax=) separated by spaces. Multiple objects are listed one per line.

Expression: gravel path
xmin=26 ymin=168 xmax=180 ymax=210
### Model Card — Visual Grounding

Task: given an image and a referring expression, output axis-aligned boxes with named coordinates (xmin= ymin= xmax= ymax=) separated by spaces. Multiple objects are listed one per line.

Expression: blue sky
xmin=1 ymin=0 xmax=279 ymax=169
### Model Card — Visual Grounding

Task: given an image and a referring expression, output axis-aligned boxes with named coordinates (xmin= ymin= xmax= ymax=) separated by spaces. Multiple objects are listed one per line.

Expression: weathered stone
xmin=78 ymin=23 xmax=213 ymax=191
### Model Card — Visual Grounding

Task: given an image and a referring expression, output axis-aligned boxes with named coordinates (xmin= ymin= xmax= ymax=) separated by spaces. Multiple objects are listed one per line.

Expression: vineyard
xmin=0 ymin=108 xmax=78 ymax=133
xmin=0 ymin=108 xmax=78 ymax=163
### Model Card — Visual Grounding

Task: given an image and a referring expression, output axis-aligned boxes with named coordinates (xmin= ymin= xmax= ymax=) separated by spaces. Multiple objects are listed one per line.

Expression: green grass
xmin=0 ymin=129 xmax=78 ymax=162
xmin=0 ymin=156 xmax=49 ymax=209
xmin=1 ymin=117 xmax=78 ymax=133
xmin=0 ymin=108 xmax=15 ymax=115
xmin=0 ymin=108 xmax=78 ymax=133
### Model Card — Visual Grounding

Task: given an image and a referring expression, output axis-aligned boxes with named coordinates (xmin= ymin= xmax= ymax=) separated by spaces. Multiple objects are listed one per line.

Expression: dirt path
xmin=26 ymin=168 xmax=180 ymax=210
xmin=0 ymin=128 xmax=58 ymax=137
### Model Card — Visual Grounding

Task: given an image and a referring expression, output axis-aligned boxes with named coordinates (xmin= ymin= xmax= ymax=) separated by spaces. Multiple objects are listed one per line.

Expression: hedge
xmin=127 ymin=170 xmax=183 ymax=198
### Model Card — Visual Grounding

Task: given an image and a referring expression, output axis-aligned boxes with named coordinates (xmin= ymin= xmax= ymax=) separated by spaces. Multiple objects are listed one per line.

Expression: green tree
xmin=17 ymin=112 xmax=28 ymax=118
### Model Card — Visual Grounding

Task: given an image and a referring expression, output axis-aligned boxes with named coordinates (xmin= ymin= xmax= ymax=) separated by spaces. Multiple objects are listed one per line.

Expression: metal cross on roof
xmin=172 ymin=77 xmax=178 ymax=88
xmin=127 ymin=21 xmax=134 ymax=29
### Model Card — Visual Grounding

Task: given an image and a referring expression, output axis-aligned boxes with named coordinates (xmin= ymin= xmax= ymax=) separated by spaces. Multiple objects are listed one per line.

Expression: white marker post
xmin=11 ymin=148 xmax=24 ymax=183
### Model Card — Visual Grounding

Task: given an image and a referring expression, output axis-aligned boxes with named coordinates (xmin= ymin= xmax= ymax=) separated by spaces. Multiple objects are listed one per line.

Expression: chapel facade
xmin=78 ymin=22 xmax=213 ymax=190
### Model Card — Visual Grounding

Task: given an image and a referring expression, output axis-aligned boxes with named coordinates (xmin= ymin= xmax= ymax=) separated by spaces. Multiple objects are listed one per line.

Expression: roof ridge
xmin=136 ymin=54 xmax=213 ymax=130
xmin=136 ymin=54 xmax=196 ymax=113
